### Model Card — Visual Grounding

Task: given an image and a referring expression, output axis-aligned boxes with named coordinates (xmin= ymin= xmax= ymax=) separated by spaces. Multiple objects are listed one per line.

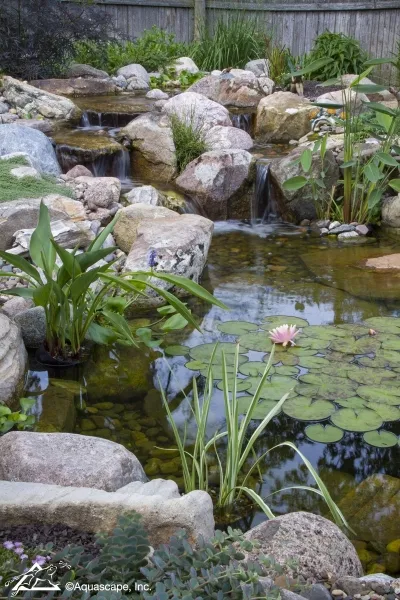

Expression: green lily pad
xmin=296 ymin=336 xmax=331 ymax=350
xmin=336 ymin=324 xmax=372 ymax=336
xmin=365 ymin=402 xmax=400 ymax=421
xmin=164 ymin=344 xmax=190 ymax=356
xmin=216 ymin=378 xmax=252 ymax=392
xmin=199 ymin=355 xmax=249 ymax=379
xmin=381 ymin=337 xmax=400 ymax=351
xmin=273 ymin=365 xmax=299 ymax=377
xmin=299 ymin=373 xmax=358 ymax=400
xmin=335 ymin=396 xmax=367 ymax=409
xmin=185 ymin=360 xmax=208 ymax=371
xmin=303 ymin=325 xmax=348 ymax=340
xmin=239 ymin=361 xmax=271 ymax=377
xmin=328 ymin=351 xmax=355 ymax=363
xmin=237 ymin=397 xmax=281 ymax=420
xmin=329 ymin=336 xmax=381 ymax=355
xmin=305 ymin=424 xmax=344 ymax=443
xmin=217 ymin=321 xmax=259 ymax=335
xmin=363 ymin=430 xmax=399 ymax=447
xmin=364 ymin=317 xmax=400 ymax=334
xmin=331 ymin=408 xmax=383 ymax=432
xmin=358 ymin=350 xmax=400 ymax=368
xmin=239 ymin=332 xmax=273 ymax=353
xmin=190 ymin=342 xmax=244 ymax=364
xmin=320 ymin=364 xmax=351 ymax=378
xmin=261 ymin=315 xmax=309 ymax=329
xmin=245 ymin=375 xmax=295 ymax=400
xmin=346 ymin=365 xmax=396 ymax=386
xmin=297 ymin=356 xmax=331 ymax=369
xmin=283 ymin=397 xmax=335 ymax=421
xmin=357 ymin=385 xmax=400 ymax=405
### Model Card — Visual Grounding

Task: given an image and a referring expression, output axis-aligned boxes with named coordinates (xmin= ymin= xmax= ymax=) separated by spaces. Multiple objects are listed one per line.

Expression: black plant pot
xmin=35 ymin=344 xmax=84 ymax=368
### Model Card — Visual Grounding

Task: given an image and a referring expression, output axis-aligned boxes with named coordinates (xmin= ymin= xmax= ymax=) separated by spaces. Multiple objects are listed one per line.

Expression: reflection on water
xmin=26 ymin=222 xmax=400 ymax=537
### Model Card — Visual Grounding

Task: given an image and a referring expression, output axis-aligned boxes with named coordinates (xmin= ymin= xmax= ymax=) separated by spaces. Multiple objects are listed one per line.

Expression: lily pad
xmin=199 ymin=356 xmax=248 ymax=379
xmin=381 ymin=337 xmax=400 ymax=351
xmin=283 ymin=397 xmax=335 ymax=421
xmin=336 ymin=324 xmax=372 ymax=336
xmin=185 ymin=360 xmax=208 ymax=371
xmin=358 ymin=350 xmax=400 ymax=368
xmin=217 ymin=321 xmax=259 ymax=335
xmin=239 ymin=332 xmax=273 ymax=353
xmin=239 ymin=361 xmax=271 ymax=377
xmin=320 ymin=364 xmax=351 ymax=378
xmin=335 ymin=396 xmax=367 ymax=409
xmin=297 ymin=356 xmax=331 ymax=369
xmin=363 ymin=430 xmax=399 ymax=447
xmin=237 ymin=397 xmax=281 ymax=420
xmin=164 ymin=344 xmax=190 ymax=356
xmin=261 ymin=315 xmax=309 ymax=329
xmin=298 ymin=373 xmax=358 ymax=400
xmin=365 ymin=402 xmax=400 ymax=421
xmin=357 ymin=385 xmax=400 ymax=405
xmin=216 ymin=378 xmax=252 ymax=392
xmin=296 ymin=336 xmax=331 ymax=351
xmin=305 ymin=424 xmax=344 ymax=443
xmin=190 ymin=342 xmax=244 ymax=364
xmin=364 ymin=316 xmax=400 ymax=334
xmin=245 ymin=375 xmax=295 ymax=400
xmin=329 ymin=336 xmax=381 ymax=355
xmin=331 ymin=408 xmax=383 ymax=432
xmin=346 ymin=365 xmax=396 ymax=386
xmin=273 ymin=365 xmax=299 ymax=377
xmin=303 ymin=325 xmax=348 ymax=340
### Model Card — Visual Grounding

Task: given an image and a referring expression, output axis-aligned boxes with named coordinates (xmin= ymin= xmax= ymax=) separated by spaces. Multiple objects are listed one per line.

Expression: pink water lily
xmin=269 ymin=324 xmax=300 ymax=347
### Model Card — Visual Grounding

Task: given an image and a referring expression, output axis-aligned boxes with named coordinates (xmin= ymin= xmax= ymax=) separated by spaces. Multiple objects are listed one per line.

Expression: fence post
xmin=194 ymin=0 xmax=206 ymax=41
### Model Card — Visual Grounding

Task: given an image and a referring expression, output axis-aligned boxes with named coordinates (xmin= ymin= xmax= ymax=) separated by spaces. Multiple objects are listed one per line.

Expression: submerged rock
xmin=243 ymin=512 xmax=362 ymax=583
xmin=0 ymin=125 xmax=61 ymax=176
xmin=0 ymin=313 xmax=27 ymax=406
xmin=0 ymin=431 xmax=147 ymax=492
xmin=255 ymin=91 xmax=315 ymax=143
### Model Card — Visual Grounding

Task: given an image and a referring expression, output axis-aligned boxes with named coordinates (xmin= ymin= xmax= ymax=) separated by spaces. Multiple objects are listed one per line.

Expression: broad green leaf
xmin=376 ymin=111 xmax=394 ymax=133
xmin=29 ymin=202 xmax=56 ymax=274
xmin=351 ymin=84 xmax=387 ymax=94
xmin=346 ymin=365 xmax=396 ymax=386
xmin=160 ymin=313 xmax=188 ymax=331
xmin=364 ymin=162 xmax=384 ymax=184
xmin=164 ymin=344 xmax=190 ymax=356
xmin=245 ymin=375 xmax=295 ymax=401
xmin=217 ymin=321 xmax=259 ymax=335
xmin=239 ymin=332 xmax=273 ymax=353
xmin=52 ymin=241 xmax=81 ymax=277
xmin=331 ymin=407 xmax=383 ymax=432
xmin=368 ymin=189 xmax=383 ymax=209
xmin=290 ymin=57 xmax=333 ymax=77
xmin=363 ymin=316 xmax=400 ymax=333
xmin=375 ymin=151 xmax=399 ymax=167
xmin=303 ymin=325 xmax=348 ymax=340
xmin=283 ymin=176 xmax=308 ymax=191
xmin=367 ymin=102 xmax=397 ymax=116
xmin=312 ymin=101 xmax=344 ymax=110
xmin=86 ymin=322 xmax=119 ymax=345
xmin=32 ymin=282 xmax=52 ymax=308
xmin=366 ymin=402 xmax=400 ymax=422
xmin=236 ymin=397 xmax=280 ymax=420
xmin=216 ymin=378 xmax=252 ymax=393
xmin=0 ymin=406 xmax=12 ymax=417
xmin=1 ymin=287 xmax=35 ymax=299
xmin=388 ymin=179 xmax=400 ymax=193
xmin=329 ymin=336 xmax=381 ymax=355
xmin=364 ymin=57 xmax=395 ymax=66
xmin=190 ymin=342 xmax=244 ymax=364
xmin=283 ymin=397 xmax=334 ymax=421
xmin=262 ymin=315 xmax=309 ymax=329
xmin=305 ymin=424 xmax=344 ymax=443
xmin=76 ymin=247 xmax=119 ymax=272
xmin=298 ymin=373 xmax=358 ymax=400
xmin=300 ymin=149 xmax=313 ymax=173
xmin=0 ymin=251 xmax=41 ymax=284
xmin=239 ymin=361 xmax=271 ymax=377
xmin=363 ymin=430 xmax=398 ymax=447
xmin=19 ymin=397 xmax=36 ymax=412
xmin=70 ymin=267 xmax=109 ymax=302
xmin=357 ymin=385 xmax=400 ymax=405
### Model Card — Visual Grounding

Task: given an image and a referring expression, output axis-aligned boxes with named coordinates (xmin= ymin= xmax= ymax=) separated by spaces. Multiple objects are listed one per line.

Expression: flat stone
xmin=10 ymin=166 xmax=40 ymax=179
xmin=338 ymin=231 xmax=360 ymax=240
xmin=299 ymin=583 xmax=332 ymax=600
xmin=356 ymin=224 xmax=370 ymax=236
xmin=329 ymin=224 xmax=355 ymax=235
xmin=329 ymin=220 xmax=341 ymax=230
xmin=117 ymin=478 xmax=180 ymax=499
xmin=363 ymin=253 xmax=400 ymax=270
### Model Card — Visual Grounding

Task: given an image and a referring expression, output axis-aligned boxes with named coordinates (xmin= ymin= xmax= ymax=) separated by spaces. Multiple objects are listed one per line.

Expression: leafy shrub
xmin=306 ymin=31 xmax=368 ymax=80
xmin=73 ymin=27 xmax=190 ymax=75
xmin=150 ymin=70 xmax=204 ymax=90
xmin=190 ymin=14 xmax=264 ymax=71
xmin=169 ymin=111 xmax=209 ymax=173
xmin=0 ymin=0 xmax=110 ymax=80
xmin=0 ymin=398 xmax=35 ymax=434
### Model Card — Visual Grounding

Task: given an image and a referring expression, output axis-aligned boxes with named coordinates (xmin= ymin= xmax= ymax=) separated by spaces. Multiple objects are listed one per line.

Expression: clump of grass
xmin=169 ymin=112 xmax=209 ymax=174
xmin=0 ymin=157 xmax=73 ymax=203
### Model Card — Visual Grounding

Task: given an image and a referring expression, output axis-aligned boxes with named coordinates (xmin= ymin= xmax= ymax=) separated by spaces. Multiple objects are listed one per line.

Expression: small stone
xmin=320 ymin=227 xmax=329 ymax=236
xmin=329 ymin=220 xmax=341 ymax=230
xmin=80 ymin=418 xmax=96 ymax=431
xmin=316 ymin=219 xmax=330 ymax=228
xmin=338 ymin=231 xmax=360 ymax=240
xmin=329 ymin=224 xmax=355 ymax=235
xmin=356 ymin=224 xmax=370 ymax=236
xmin=332 ymin=591 xmax=346 ymax=597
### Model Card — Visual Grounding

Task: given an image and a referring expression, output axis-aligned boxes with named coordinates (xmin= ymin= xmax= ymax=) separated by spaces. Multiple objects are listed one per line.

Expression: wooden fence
xmin=76 ymin=0 xmax=400 ymax=63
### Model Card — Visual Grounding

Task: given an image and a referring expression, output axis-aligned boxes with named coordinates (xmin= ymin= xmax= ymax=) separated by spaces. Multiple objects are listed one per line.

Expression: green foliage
xmin=264 ymin=36 xmax=292 ymax=86
xmin=169 ymin=112 xmax=209 ymax=173
xmin=190 ymin=15 xmax=264 ymax=71
xmin=150 ymin=70 xmax=204 ymax=90
xmin=73 ymin=27 xmax=190 ymax=74
xmin=0 ymin=203 xmax=226 ymax=359
xmin=306 ymin=31 xmax=368 ymax=80
xmin=0 ymin=157 xmax=73 ymax=203
xmin=0 ymin=398 xmax=36 ymax=434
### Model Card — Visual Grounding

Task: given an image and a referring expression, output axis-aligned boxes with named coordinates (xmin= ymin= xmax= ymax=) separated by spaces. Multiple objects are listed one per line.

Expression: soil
xmin=302 ymin=79 xmax=344 ymax=101
xmin=0 ymin=523 xmax=99 ymax=555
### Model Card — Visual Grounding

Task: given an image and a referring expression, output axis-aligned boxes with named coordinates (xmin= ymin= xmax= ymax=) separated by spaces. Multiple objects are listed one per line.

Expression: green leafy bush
xmin=306 ymin=31 xmax=368 ymax=80
xmin=190 ymin=15 xmax=264 ymax=71
xmin=73 ymin=27 xmax=190 ymax=75
xmin=150 ymin=70 xmax=204 ymax=90
xmin=0 ymin=398 xmax=35 ymax=434
xmin=169 ymin=111 xmax=209 ymax=173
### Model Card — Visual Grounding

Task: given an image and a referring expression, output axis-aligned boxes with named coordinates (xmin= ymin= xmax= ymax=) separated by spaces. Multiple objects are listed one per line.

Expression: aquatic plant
xmin=161 ymin=344 xmax=349 ymax=529
xmin=269 ymin=324 xmax=300 ymax=347
xmin=0 ymin=398 xmax=35 ymax=435
xmin=169 ymin=109 xmax=209 ymax=173
xmin=264 ymin=36 xmax=292 ymax=86
xmin=0 ymin=203 xmax=225 ymax=361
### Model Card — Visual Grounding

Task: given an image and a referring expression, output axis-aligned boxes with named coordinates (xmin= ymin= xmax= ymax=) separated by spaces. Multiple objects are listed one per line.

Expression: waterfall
xmin=251 ymin=160 xmax=279 ymax=225
xmin=80 ymin=111 xmax=91 ymax=128
xmin=231 ymin=113 xmax=252 ymax=134
xmin=112 ymin=150 xmax=131 ymax=185
xmin=79 ymin=110 xmax=134 ymax=129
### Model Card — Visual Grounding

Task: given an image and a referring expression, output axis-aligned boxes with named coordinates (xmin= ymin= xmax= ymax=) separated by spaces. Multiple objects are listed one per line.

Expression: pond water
xmin=25 ymin=222 xmax=400 ymax=540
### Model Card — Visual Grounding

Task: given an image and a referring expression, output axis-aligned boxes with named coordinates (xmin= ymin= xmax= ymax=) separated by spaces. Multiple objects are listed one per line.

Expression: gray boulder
xmin=1 ymin=297 xmax=34 ymax=319
xmin=14 ymin=307 xmax=46 ymax=349
xmin=255 ymin=91 xmax=315 ymax=142
xmin=0 ymin=102 xmax=9 ymax=114
xmin=123 ymin=213 xmax=214 ymax=308
xmin=245 ymin=58 xmax=270 ymax=77
xmin=204 ymin=125 xmax=253 ymax=151
xmin=11 ymin=219 xmax=93 ymax=254
xmin=171 ymin=57 xmax=199 ymax=76
xmin=176 ymin=149 xmax=253 ymax=220
xmin=66 ymin=63 xmax=110 ymax=79
xmin=0 ymin=125 xmax=61 ymax=176
xmin=382 ymin=194 xmax=400 ymax=228
xmin=162 ymin=91 xmax=231 ymax=132
xmin=146 ymin=89 xmax=169 ymax=100
xmin=3 ymin=76 xmax=80 ymax=121
xmin=31 ymin=78 xmax=116 ymax=97
xmin=0 ymin=432 xmax=147 ymax=492
xmin=188 ymin=72 xmax=268 ymax=109
xmin=0 ymin=314 xmax=27 ymax=405
xmin=114 ymin=204 xmax=177 ymax=253
xmin=72 ymin=176 xmax=121 ymax=210
xmin=243 ymin=512 xmax=362 ymax=583
xmin=126 ymin=185 xmax=167 ymax=207
xmin=117 ymin=63 xmax=149 ymax=83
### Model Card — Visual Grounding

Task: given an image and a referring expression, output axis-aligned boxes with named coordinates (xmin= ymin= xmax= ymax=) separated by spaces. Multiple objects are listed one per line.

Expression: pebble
xmin=332 ymin=590 xmax=346 ymax=597
xmin=329 ymin=220 xmax=341 ymax=230
xmin=338 ymin=231 xmax=359 ymax=240
xmin=356 ymin=224 xmax=370 ymax=236
xmin=328 ymin=224 xmax=355 ymax=235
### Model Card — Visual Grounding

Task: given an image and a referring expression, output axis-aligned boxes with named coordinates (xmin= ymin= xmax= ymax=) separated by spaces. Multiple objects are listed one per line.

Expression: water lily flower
xmin=269 ymin=324 xmax=300 ymax=347
xmin=369 ymin=329 xmax=377 ymax=336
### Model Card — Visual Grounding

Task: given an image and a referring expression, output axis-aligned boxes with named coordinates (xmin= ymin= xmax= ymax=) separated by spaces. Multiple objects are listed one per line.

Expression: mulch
xmin=0 ymin=523 xmax=99 ymax=556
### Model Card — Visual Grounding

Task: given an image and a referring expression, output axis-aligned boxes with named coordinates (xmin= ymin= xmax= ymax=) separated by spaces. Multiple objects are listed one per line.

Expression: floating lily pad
xmin=237 ymin=397 xmax=281 ymax=420
xmin=185 ymin=360 xmax=208 ymax=371
xmin=283 ymin=397 xmax=335 ymax=421
xmin=358 ymin=350 xmax=400 ymax=368
xmin=216 ymin=378 xmax=252 ymax=392
xmin=331 ymin=408 xmax=383 ymax=432
xmin=272 ymin=353 xmax=300 ymax=366
xmin=363 ymin=430 xmax=399 ymax=447
xmin=303 ymin=325 xmax=348 ymax=340
xmin=320 ymin=364 xmax=351 ymax=378
xmin=327 ymin=351 xmax=355 ymax=363
xmin=245 ymin=375 xmax=295 ymax=400
xmin=364 ymin=317 xmax=400 ymax=334
xmin=329 ymin=336 xmax=381 ymax=355
xmin=365 ymin=402 xmax=400 ymax=421
xmin=305 ymin=424 xmax=344 ymax=443
xmin=346 ymin=365 xmax=396 ymax=386
xmin=296 ymin=336 xmax=331 ymax=351
xmin=190 ymin=342 xmax=244 ymax=364
xmin=336 ymin=324 xmax=372 ymax=337
xmin=239 ymin=361 xmax=271 ymax=377
xmin=199 ymin=356 xmax=249 ymax=379
xmin=297 ymin=356 xmax=331 ymax=369
xmin=357 ymin=385 xmax=400 ymax=405
xmin=217 ymin=321 xmax=259 ymax=335
xmin=164 ymin=344 xmax=190 ymax=356
xmin=299 ymin=373 xmax=358 ymax=400
xmin=335 ymin=396 xmax=367 ymax=409
xmin=381 ymin=337 xmax=400 ymax=351
xmin=261 ymin=315 xmax=309 ymax=329
xmin=239 ymin=332 xmax=273 ymax=353
xmin=273 ymin=365 xmax=299 ymax=377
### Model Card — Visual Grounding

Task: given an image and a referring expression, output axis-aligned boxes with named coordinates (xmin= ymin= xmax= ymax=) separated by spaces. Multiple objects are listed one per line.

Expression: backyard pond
xmin=22 ymin=220 xmax=400 ymax=567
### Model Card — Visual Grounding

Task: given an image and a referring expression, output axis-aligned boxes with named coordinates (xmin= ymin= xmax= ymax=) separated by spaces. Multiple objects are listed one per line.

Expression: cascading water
xmin=251 ymin=160 xmax=279 ymax=225
xmin=231 ymin=113 xmax=252 ymax=134
xmin=79 ymin=110 xmax=136 ymax=129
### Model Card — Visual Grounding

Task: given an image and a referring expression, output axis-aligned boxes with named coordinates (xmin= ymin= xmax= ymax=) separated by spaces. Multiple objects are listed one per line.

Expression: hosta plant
xmin=0 ymin=203 xmax=225 ymax=361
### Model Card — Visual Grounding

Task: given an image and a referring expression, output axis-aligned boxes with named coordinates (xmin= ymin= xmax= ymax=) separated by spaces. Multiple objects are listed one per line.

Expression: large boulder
xmin=11 ymin=219 xmax=93 ymax=255
xmin=316 ymin=89 xmax=369 ymax=110
xmin=123 ymin=213 xmax=214 ymax=307
xmin=3 ymin=76 xmax=80 ymax=122
xmin=162 ymin=91 xmax=231 ymax=132
xmin=171 ymin=57 xmax=199 ymax=76
xmin=255 ymin=91 xmax=315 ymax=143
xmin=65 ymin=63 xmax=110 ymax=79
xmin=382 ymin=194 xmax=400 ymax=228
xmin=0 ymin=196 xmax=87 ymax=251
xmin=204 ymin=125 xmax=253 ymax=151
xmin=114 ymin=204 xmax=177 ymax=253
xmin=126 ymin=185 xmax=167 ymax=207
xmin=116 ymin=64 xmax=149 ymax=91
xmin=121 ymin=113 xmax=176 ymax=182
xmin=0 ymin=432 xmax=147 ymax=492
xmin=269 ymin=146 xmax=339 ymax=222
xmin=14 ymin=307 xmax=46 ymax=349
xmin=0 ymin=314 xmax=27 ymax=406
xmin=245 ymin=58 xmax=270 ymax=77
xmin=0 ymin=125 xmax=61 ymax=176
xmin=31 ymin=78 xmax=117 ymax=97
xmin=175 ymin=149 xmax=253 ymax=220
xmin=188 ymin=72 xmax=273 ymax=109
xmin=243 ymin=512 xmax=363 ymax=583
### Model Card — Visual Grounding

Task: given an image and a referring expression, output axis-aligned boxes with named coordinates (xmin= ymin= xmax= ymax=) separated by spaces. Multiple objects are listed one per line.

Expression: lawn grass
xmin=0 ymin=157 xmax=73 ymax=202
